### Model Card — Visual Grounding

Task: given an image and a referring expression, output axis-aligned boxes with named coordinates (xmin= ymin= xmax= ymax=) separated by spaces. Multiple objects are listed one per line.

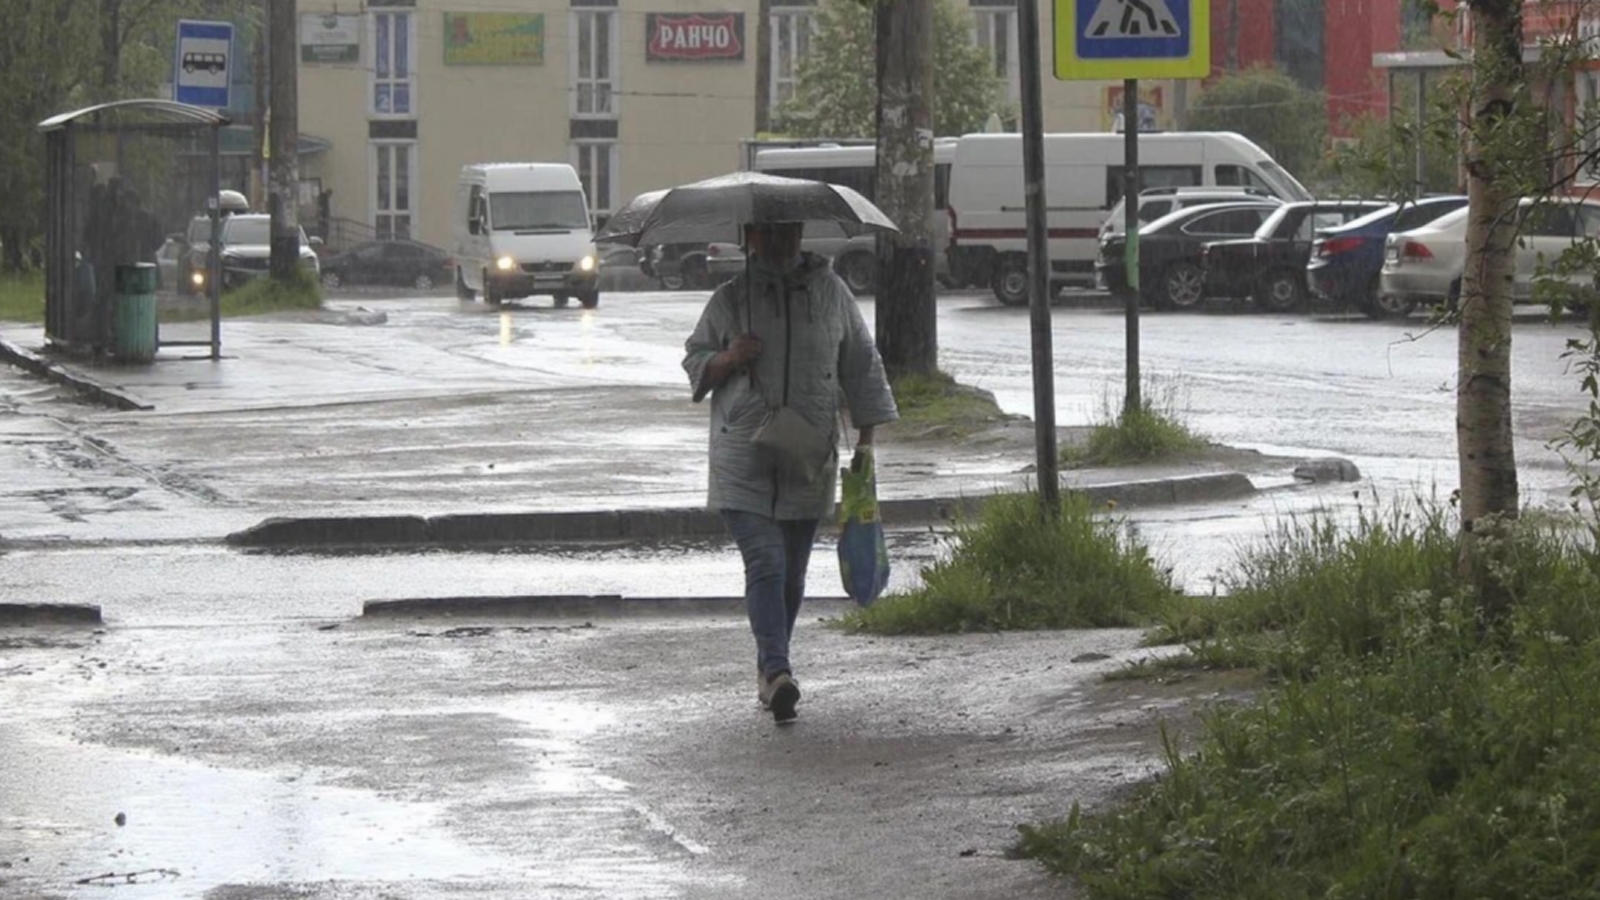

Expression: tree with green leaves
xmin=1186 ymin=67 xmax=1326 ymax=181
xmin=773 ymin=0 xmax=1007 ymax=139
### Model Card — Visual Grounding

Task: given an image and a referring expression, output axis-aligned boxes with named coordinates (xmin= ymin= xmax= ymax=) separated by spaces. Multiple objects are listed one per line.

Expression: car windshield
xmin=1342 ymin=204 xmax=1404 ymax=232
xmin=221 ymin=218 xmax=310 ymax=247
xmin=489 ymin=191 xmax=589 ymax=230
xmin=1257 ymin=162 xmax=1314 ymax=202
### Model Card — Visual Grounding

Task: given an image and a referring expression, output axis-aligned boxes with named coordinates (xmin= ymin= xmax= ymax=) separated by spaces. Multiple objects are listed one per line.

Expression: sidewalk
xmin=0 ymin=309 xmax=1326 ymax=549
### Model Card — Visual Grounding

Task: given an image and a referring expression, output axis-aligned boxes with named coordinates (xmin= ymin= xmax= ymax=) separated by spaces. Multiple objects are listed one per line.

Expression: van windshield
xmin=1257 ymin=162 xmax=1314 ymax=202
xmin=489 ymin=191 xmax=590 ymax=230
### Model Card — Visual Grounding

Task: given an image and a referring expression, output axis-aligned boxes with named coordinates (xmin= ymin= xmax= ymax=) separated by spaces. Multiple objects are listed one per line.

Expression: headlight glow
xmin=495 ymin=255 xmax=516 ymax=271
xmin=579 ymin=255 xmax=596 ymax=272
xmin=190 ymin=271 xmax=206 ymax=286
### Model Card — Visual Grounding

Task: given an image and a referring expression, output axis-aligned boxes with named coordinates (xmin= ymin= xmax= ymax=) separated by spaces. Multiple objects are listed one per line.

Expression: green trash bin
xmin=112 ymin=263 xmax=158 ymax=363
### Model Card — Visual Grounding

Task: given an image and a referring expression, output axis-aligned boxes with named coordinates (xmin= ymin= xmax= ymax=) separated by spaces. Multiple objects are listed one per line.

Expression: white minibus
xmin=946 ymin=132 xmax=1312 ymax=305
xmin=453 ymin=163 xmax=601 ymax=309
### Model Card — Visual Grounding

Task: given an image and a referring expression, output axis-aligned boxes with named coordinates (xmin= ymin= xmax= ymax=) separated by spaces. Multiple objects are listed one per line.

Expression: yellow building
xmin=295 ymin=0 xmax=1179 ymax=251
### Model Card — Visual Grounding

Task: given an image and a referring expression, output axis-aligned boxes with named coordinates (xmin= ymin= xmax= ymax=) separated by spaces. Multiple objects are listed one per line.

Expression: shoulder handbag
xmin=743 ymin=274 xmax=836 ymax=484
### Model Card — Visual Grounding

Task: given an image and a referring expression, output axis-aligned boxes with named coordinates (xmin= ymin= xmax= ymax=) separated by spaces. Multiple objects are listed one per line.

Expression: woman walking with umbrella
xmin=684 ymin=219 xmax=897 ymax=724
xmin=597 ymin=173 xmax=901 ymax=724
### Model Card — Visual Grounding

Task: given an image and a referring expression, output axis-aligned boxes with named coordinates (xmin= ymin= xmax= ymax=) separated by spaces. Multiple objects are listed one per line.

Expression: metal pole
xmin=1017 ymin=0 xmax=1059 ymax=514
xmin=210 ymin=125 xmax=222 ymax=360
xmin=1123 ymin=79 xmax=1142 ymax=418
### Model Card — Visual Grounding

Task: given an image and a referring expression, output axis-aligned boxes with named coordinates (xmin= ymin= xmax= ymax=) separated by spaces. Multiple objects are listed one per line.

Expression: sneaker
xmin=766 ymin=671 xmax=801 ymax=724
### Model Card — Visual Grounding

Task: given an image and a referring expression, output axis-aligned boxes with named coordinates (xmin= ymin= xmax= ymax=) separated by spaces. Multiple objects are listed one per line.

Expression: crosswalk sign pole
xmin=1053 ymin=0 xmax=1208 ymax=422
xmin=1017 ymin=0 xmax=1061 ymax=517
xmin=1122 ymin=78 xmax=1142 ymax=418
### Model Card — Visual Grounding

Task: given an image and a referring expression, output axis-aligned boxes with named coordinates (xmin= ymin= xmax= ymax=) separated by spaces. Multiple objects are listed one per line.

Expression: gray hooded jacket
xmin=683 ymin=253 xmax=898 ymax=520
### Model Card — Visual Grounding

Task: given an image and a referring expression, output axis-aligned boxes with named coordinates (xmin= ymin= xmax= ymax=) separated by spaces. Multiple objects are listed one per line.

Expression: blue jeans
xmin=722 ymin=510 xmax=820 ymax=679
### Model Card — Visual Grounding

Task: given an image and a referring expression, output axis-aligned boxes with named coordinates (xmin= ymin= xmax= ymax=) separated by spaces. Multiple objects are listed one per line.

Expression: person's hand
xmin=726 ymin=333 xmax=763 ymax=367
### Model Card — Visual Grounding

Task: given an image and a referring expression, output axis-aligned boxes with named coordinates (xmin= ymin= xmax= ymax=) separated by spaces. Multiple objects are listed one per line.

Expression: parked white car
xmin=1379 ymin=196 xmax=1600 ymax=316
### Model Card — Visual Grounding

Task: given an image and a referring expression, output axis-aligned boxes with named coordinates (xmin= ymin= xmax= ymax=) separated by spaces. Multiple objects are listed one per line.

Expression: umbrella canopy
xmin=595 ymin=171 xmax=898 ymax=247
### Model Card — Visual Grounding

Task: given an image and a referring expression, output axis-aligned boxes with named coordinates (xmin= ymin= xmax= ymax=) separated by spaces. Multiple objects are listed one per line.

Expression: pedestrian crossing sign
xmin=1054 ymin=0 xmax=1210 ymax=80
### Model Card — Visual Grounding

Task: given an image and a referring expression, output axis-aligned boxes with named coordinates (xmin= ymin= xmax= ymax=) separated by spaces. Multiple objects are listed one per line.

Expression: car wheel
xmin=659 ymin=271 xmax=688 ymax=291
xmin=991 ymin=255 xmax=1029 ymax=307
xmin=455 ymin=267 xmax=475 ymax=302
xmin=321 ymin=270 xmax=342 ymax=289
xmin=1365 ymin=283 xmax=1416 ymax=320
xmin=1255 ymin=270 xmax=1303 ymax=312
xmin=414 ymin=272 xmax=434 ymax=291
xmin=578 ymin=290 xmax=600 ymax=310
xmin=1156 ymin=262 xmax=1205 ymax=310
xmin=482 ymin=271 xmax=502 ymax=307
xmin=837 ymin=251 xmax=877 ymax=296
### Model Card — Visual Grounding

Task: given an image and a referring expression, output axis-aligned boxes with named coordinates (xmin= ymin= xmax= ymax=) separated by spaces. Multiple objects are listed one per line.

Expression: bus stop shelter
xmin=38 ymin=99 xmax=228 ymax=361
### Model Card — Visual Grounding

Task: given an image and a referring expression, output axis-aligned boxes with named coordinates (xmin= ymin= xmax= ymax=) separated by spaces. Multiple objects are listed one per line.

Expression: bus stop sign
xmin=1053 ymin=0 xmax=1210 ymax=80
xmin=173 ymin=19 xmax=234 ymax=108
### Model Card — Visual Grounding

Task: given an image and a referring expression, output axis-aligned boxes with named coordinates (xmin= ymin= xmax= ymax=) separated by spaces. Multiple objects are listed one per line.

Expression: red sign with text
xmin=647 ymin=13 xmax=745 ymax=61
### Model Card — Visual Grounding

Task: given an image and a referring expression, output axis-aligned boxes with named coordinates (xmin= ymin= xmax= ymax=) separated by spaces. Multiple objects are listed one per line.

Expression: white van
xmin=453 ymin=163 xmax=600 ymax=308
xmin=750 ymin=140 xmax=958 ymax=292
xmin=946 ymin=132 xmax=1313 ymax=305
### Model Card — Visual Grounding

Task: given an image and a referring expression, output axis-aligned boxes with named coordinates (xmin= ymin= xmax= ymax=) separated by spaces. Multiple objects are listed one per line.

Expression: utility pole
xmin=268 ymin=0 xmax=299 ymax=283
xmin=1017 ymin=0 xmax=1059 ymax=515
xmin=873 ymin=0 xmax=937 ymax=379
xmin=754 ymin=0 xmax=773 ymax=134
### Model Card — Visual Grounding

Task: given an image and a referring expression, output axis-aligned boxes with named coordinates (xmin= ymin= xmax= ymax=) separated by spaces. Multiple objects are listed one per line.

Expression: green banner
xmin=444 ymin=12 xmax=545 ymax=66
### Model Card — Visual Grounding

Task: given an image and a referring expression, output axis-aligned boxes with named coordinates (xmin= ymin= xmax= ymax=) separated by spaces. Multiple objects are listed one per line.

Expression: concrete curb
xmin=0 ymin=337 xmax=154 ymax=412
xmin=362 ymin=594 xmax=858 ymax=618
xmin=227 ymin=472 xmax=1258 ymax=551
xmin=0 ymin=603 xmax=104 ymax=626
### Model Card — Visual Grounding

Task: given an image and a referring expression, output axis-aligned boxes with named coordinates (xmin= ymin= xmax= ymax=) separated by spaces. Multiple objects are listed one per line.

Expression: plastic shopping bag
xmin=837 ymin=447 xmax=890 ymax=606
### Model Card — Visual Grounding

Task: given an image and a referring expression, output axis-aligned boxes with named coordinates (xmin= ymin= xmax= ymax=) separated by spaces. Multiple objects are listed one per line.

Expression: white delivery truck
xmin=945 ymin=132 xmax=1313 ymax=305
xmin=453 ymin=163 xmax=601 ymax=308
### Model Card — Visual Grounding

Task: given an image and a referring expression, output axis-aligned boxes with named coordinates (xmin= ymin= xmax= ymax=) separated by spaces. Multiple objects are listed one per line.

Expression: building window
xmin=1583 ymin=73 xmax=1600 ymax=181
xmin=372 ymin=142 xmax=416 ymax=240
xmin=970 ymin=7 xmax=1019 ymax=116
xmin=771 ymin=8 xmax=815 ymax=107
xmin=572 ymin=141 xmax=617 ymax=220
xmin=372 ymin=11 xmax=414 ymax=116
xmin=572 ymin=9 xmax=618 ymax=117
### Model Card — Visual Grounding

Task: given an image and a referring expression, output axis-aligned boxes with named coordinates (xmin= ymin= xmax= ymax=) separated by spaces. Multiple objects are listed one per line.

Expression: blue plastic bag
xmin=837 ymin=447 xmax=890 ymax=606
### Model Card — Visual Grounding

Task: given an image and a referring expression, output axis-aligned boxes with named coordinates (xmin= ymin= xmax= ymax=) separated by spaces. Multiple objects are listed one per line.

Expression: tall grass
xmin=0 ymin=272 xmax=45 ymax=323
xmin=1017 ymin=502 xmax=1600 ymax=899
xmin=839 ymin=491 xmax=1178 ymax=634
xmin=1063 ymin=376 xmax=1204 ymax=467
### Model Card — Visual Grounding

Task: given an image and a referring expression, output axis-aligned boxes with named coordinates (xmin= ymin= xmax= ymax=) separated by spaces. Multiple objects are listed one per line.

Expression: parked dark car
xmin=1306 ymin=195 xmax=1470 ymax=318
xmin=639 ymin=243 xmax=713 ymax=290
xmin=1096 ymin=201 xmax=1279 ymax=310
xmin=319 ymin=239 xmax=453 ymax=290
xmin=1199 ymin=200 xmax=1389 ymax=311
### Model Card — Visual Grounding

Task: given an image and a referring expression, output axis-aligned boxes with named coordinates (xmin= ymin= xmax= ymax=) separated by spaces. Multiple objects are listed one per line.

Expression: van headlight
xmin=495 ymin=255 xmax=516 ymax=271
xmin=578 ymin=255 xmax=597 ymax=272
xmin=190 ymin=270 xmax=206 ymax=287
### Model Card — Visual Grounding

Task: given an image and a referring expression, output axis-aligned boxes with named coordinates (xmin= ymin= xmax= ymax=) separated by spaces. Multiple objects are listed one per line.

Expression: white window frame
xmin=369 ymin=10 xmax=416 ymax=118
xmin=570 ymin=9 xmax=619 ymax=119
xmin=1581 ymin=71 xmax=1600 ymax=182
xmin=370 ymin=141 xmax=419 ymax=241
xmin=770 ymin=7 xmax=816 ymax=109
xmin=970 ymin=6 xmax=1020 ymax=113
xmin=571 ymin=141 xmax=618 ymax=220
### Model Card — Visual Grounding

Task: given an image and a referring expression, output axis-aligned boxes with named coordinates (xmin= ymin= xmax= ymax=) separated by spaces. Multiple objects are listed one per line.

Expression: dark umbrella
xmin=594 ymin=172 xmax=898 ymax=247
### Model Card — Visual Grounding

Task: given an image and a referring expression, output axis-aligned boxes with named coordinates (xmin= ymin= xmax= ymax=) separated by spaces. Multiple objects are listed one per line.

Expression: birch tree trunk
xmin=1458 ymin=0 xmax=1523 ymax=618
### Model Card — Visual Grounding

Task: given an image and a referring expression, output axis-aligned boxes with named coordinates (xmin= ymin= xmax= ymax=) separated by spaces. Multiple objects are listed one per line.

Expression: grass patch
xmin=1062 ymin=378 xmax=1205 ymax=468
xmin=1016 ymin=501 xmax=1600 ymax=899
xmin=0 ymin=272 xmax=45 ymax=323
xmin=219 ymin=269 xmax=323 ymax=316
xmin=838 ymin=490 xmax=1179 ymax=634
xmin=889 ymin=370 xmax=1011 ymax=437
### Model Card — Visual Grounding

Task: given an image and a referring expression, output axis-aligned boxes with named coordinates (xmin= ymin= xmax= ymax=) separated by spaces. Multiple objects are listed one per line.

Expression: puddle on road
xmin=0 ymin=724 xmax=502 ymax=898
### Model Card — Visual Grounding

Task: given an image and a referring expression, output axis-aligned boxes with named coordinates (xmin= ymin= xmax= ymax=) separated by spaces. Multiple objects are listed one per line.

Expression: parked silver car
xmin=187 ymin=214 xmax=321 ymax=291
xmin=1379 ymin=196 xmax=1600 ymax=316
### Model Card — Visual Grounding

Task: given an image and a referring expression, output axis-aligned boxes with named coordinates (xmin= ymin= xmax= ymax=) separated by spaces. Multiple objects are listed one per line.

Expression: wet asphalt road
xmin=2 ymin=286 xmax=1595 ymax=899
